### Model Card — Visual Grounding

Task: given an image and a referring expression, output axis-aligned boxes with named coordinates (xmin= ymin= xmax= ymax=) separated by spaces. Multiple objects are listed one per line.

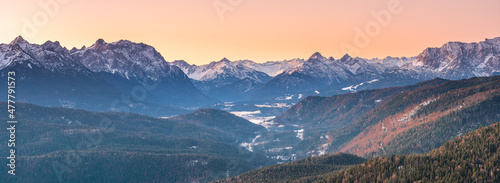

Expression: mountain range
xmin=0 ymin=36 xmax=217 ymax=117
xmin=174 ymin=37 xmax=500 ymax=102
xmin=1 ymin=36 xmax=498 ymax=115
xmin=1 ymin=36 xmax=500 ymax=182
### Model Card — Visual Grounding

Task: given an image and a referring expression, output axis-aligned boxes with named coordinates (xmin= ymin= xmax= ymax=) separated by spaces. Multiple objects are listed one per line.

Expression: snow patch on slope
xmin=342 ymin=79 xmax=379 ymax=92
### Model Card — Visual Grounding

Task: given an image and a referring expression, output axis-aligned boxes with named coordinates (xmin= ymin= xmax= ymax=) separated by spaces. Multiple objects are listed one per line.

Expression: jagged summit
xmin=41 ymin=40 xmax=67 ymax=53
xmin=113 ymin=39 xmax=142 ymax=46
xmin=71 ymin=38 xmax=183 ymax=80
xmin=407 ymin=37 xmax=500 ymax=79
xmin=1 ymin=36 xmax=498 ymax=105
xmin=94 ymin=38 xmax=106 ymax=45
xmin=9 ymin=36 xmax=29 ymax=45
xmin=42 ymin=40 xmax=61 ymax=46
xmin=89 ymin=38 xmax=107 ymax=50
xmin=173 ymin=57 xmax=272 ymax=84
xmin=340 ymin=53 xmax=352 ymax=61
xmin=309 ymin=52 xmax=324 ymax=60
xmin=172 ymin=60 xmax=192 ymax=67
xmin=220 ymin=57 xmax=231 ymax=62
xmin=0 ymin=36 xmax=92 ymax=75
xmin=0 ymin=37 xmax=216 ymax=108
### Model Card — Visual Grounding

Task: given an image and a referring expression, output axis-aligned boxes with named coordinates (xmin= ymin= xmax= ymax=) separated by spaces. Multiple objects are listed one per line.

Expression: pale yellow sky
xmin=1 ymin=0 xmax=499 ymax=64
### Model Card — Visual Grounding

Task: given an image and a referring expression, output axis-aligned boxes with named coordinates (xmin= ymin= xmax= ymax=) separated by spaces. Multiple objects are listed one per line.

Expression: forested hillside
xmin=170 ymin=108 xmax=265 ymax=141
xmin=214 ymin=121 xmax=500 ymax=182
xmin=0 ymin=102 xmax=273 ymax=183
xmin=275 ymin=78 xmax=448 ymax=130
xmin=337 ymin=76 xmax=500 ymax=157
xmin=291 ymin=76 xmax=500 ymax=157
xmin=318 ymin=121 xmax=500 ymax=182
xmin=215 ymin=153 xmax=366 ymax=183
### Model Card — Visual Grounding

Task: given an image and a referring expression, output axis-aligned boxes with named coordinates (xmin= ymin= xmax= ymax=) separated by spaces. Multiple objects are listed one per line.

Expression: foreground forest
xmin=319 ymin=121 xmax=500 ymax=182
xmin=0 ymin=103 xmax=272 ymax=182
xmin=217 ymin=121 xmax=500 ymax=182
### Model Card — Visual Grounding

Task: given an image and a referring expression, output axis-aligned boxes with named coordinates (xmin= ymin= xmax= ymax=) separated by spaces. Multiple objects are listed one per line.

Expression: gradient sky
xmin=1 ymin=0 xmax=499 ymax=65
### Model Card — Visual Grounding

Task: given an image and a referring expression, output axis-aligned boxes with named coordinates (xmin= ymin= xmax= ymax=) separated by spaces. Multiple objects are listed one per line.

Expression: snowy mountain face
xmin=0 ymin=36 xmax=216 ymax=112
xmin=172 ymin=58 xmax=274 ymax=101
xmin=271 ymin=52 xmax=414 ymax=87
xmin=369 ymin=56 xmax=414 ymax=70
xmin=173 ymin=58 xmax=307 ymax=83
xmin=343 ymin=55 xmax=415 ymax=75
xmin=247 ymin=53 xmax=383 ymax=100
xmin=0 ymin=36 xmax=128 ymax=113
xmin=261 ymin=53 xmax=395 ymax=90
xmin=172 ymin=58 xmax=314 ymax=102
xmin=71 ymin=39 xmax=185 ymax=81
xmin=1 ymin=36 xmax=498 ymax=105
xmin=253 ymin=38 xmax=500 ymax=100
xmin=234 ymin=59 xmax=305 ymax=77
xmin=0 ymin=36 xmax=94 ymax=76
xmin=172 ymin=58 xmax=271 ymax=84
xmin=403 ymin=38 xmax=500 ymax=79
xmin=283 ymin=52 xmax=354 ymax=83
xmin=171 ymin=37 xmax=500 ymax=101
xmin=69 ymin=39 xmax=216 ymax=107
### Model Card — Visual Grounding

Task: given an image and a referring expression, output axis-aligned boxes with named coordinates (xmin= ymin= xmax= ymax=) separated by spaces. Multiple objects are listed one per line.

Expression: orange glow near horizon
xmin=1 ymin=0 xmax=499 ymax=65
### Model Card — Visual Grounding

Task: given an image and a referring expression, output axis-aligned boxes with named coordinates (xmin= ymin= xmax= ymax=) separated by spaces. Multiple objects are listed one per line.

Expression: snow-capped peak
xmin=172 ymin=58 xmax=271 ymax=84
xmin=71 ymin=39 xmax=182 ymax=80
xmin=236 ymin=58 xmax=305 ymax=77
xmin=402 ymin=37 xmax=500 ymax=79
xmin=0 ymin=36 xmax=93 ymax=75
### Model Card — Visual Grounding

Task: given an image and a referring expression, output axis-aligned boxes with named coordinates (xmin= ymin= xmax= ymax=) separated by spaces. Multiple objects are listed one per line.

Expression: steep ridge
xmin=319 ymin=76 xmax=500 ymax=157
xmin=0 ymin=36 xmax=124 ymax=111
xmin=172 ymin=59 xmax=272 ymax=101
xmin=2 ymin=37 xmax=498 ymax=106
xmin=173 ymin=58 xmax=272 ymax=84
xmin=274 ymin=78 xmax=448 ymax=130
xmin=402 ymin=37 xmax=500 ymax=79
xmin=247 ymin=52 xmax=420 ymax=101
xmin=236 ymin=58 xmax=305 ymax=77
xmin=174 ymin=37 xmax=500 ymax=102
xmin=246 ymin=76 xmax=499 ymax=161
xmin=71 ymin=39 xmax=216 ymax=107
xmin=249 ymin=53 xmax=353 ymax=101
xmin=0 ymin=36 xmax=215 ymax=116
